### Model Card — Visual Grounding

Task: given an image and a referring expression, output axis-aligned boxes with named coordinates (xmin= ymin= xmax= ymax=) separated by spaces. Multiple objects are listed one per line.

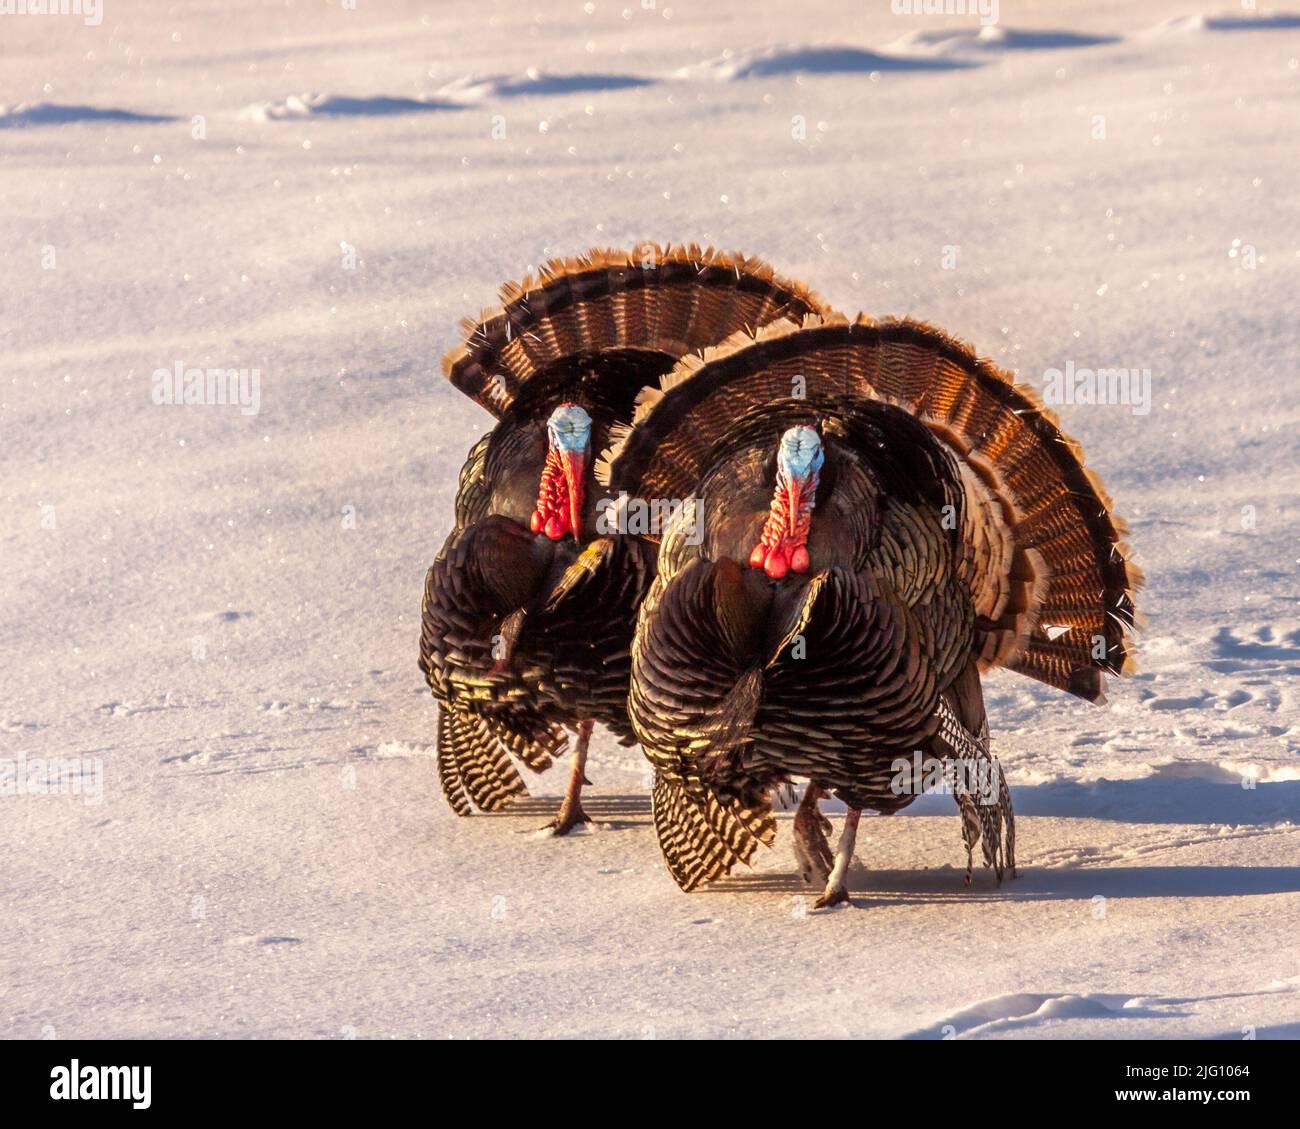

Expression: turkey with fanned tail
xmin=599 ymin=314 xmax=1142 ymax=900
xmin=420 ymin=245 xmax=830 ymax=832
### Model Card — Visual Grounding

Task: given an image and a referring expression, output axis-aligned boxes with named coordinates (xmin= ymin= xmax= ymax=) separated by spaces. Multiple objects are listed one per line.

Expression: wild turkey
xmin=420 ymin=245 xmax=829 ymax=832
xmin=599 ymin=313 xmax=1141 ymax=901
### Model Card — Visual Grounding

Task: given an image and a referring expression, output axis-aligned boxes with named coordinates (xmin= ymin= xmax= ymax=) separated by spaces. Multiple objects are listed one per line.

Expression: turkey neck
xmin=696 ymin=438 xmax=876 ymax=574
xmin=480 ymin=347 xmax=678 ymax=539
xmin=484 ymin=413 xmax=614 ymax=540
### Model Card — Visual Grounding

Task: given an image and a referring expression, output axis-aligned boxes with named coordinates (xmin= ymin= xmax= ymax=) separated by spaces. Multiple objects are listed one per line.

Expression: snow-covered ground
xmin=3 ymin=0 xmax=1298 ymax=1039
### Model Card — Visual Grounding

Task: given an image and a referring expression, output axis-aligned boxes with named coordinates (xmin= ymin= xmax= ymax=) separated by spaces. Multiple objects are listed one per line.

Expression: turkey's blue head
xmin=749 ymin=425 xmax=823 ymax=578
xmin=777 ymin=425 xmax=825 ymax=482
xmin=532 ymin=402 xmax=592 ymax=541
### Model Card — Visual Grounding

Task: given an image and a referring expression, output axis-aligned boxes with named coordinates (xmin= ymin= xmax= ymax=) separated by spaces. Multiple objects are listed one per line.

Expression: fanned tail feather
xmin=652 ymin=772 xmax=776 ymax=892
xmin=956 ymin=791 xmax=982 ymax=884
xmin=443 ymin=244 xmax=830 ymax=418
xmin=601 ymin=314 xmax=1141 ymax=702
xmin=696 ymin=667 xmax=763 ymax=780
xmin=953 ymin=776 xmax=1015 ymax=885
xmin=435 ymin=704 xmax=566 ymax=815
xmin=934 ymin=700 xmax=1016 ymax=883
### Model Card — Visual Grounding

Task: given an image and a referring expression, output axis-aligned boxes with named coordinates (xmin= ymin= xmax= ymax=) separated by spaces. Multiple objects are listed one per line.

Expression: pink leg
xmin=545 ymin=720 xmax=593 ymax=836
xmin=813 ymin=806 xmax=860 ymax=909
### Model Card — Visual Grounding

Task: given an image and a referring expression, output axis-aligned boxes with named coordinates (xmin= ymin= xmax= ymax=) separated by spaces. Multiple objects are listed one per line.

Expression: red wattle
xmin=749 ymin=467 xmax=816 ymax=577
xmin=533 ymin=444 xmax=585 ymax=543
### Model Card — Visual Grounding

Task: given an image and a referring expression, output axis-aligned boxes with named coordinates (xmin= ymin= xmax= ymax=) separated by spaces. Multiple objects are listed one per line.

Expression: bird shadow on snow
xmin=906 ymin=776 xmax=1300 ymax=826
xmin=713 ymin=864 xmax=1300 ymax=904
xmin=885 ymin=864 xmax=1300 ymax=902
xmin=486 ymin=793 xmax=652 ymax=832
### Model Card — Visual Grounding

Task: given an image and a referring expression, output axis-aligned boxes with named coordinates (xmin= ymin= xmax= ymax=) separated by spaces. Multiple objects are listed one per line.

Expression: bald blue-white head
xmin=547 ymin=402 xmax=592 ymax=455
xmin=777 ymin=425 xmax=824 ymax=482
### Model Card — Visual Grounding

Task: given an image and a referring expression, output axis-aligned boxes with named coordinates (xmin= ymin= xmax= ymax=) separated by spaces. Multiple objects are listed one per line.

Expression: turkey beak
xmin=561 ymin=449 xmax=586 ymax=540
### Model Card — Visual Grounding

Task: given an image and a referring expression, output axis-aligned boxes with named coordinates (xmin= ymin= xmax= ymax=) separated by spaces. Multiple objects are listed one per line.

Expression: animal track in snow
xmin=161 ymin=737 xmax=372 ymax=777
xmin=158 ymin=701 xmax=382 ymax=777
xmin=1143 ymin=691 xmax=1216 ymax=710
xmin=242 ymin=22 xmax=1142 ymax=129
xmin=1 ymin=718 xmax=45 ymax=733
xmin=98 ymin=695 xmax=182 ymax=718
xmin=903 ymin=992 xmax=1179 ymax=1039
xmin=374 ymin=741 xmax=434 ymax=760
xmin=436 ymin=69 xmax=655 ymax=102
xmin=20 ymin=16 xmax=1296 ymax=139
xmin=227 ymin=934 xmax=304 ymax=948
xmin=673 ymin=45 xmax=974 ymax=81
xmin=260 ymin=698 xmax=379 ymax=715
xmin=1206 ymin=623 xmax=1300 ymax=675
xmin=28 ymin=15 xmax=1271 ymax=142
xmin=239 ymin=93 xmax=460 ymax=122
xmin=240 ymin=72 xmax=654 ymax=122
xmin=907 ymin=977 xmax=1300 ymax=1038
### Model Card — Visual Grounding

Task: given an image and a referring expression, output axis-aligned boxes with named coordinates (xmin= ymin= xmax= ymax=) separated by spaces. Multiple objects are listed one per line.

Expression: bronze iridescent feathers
xmin=426 ymin=244 xmax=1141 ymax=900
xmin=601 ymin=312 xmax=1140 ymax=894
xmin=443 ymin=244 xmax=830 ymax=418
xmin=423 ymin=246 xmax=833 ymax=822
xmin=601 ymin=314 xmax=1141 ymax=703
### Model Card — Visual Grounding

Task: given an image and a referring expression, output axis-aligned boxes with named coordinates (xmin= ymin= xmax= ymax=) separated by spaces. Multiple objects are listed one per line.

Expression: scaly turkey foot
xmin=812 ymin=883 xmax=851 ymax=910
xmin=813 ymin=806 xmax=860 ymax=909
xmin=541 ymin=800 xmax=591 ymax=836
xmin=540 ymin=719 xmax=594 ymax=836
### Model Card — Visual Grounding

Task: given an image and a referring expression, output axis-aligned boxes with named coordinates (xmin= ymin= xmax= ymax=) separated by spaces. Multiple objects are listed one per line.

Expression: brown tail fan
xmin=651 ymin=772 xmax=777 ymax=892
xmin=442 ymin=244 xmax=831 ymax=417
xmin=600 ymin=314 xmax=1142 ymax=703
xmin=435 ymin=704 xmax=566 ymax=815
